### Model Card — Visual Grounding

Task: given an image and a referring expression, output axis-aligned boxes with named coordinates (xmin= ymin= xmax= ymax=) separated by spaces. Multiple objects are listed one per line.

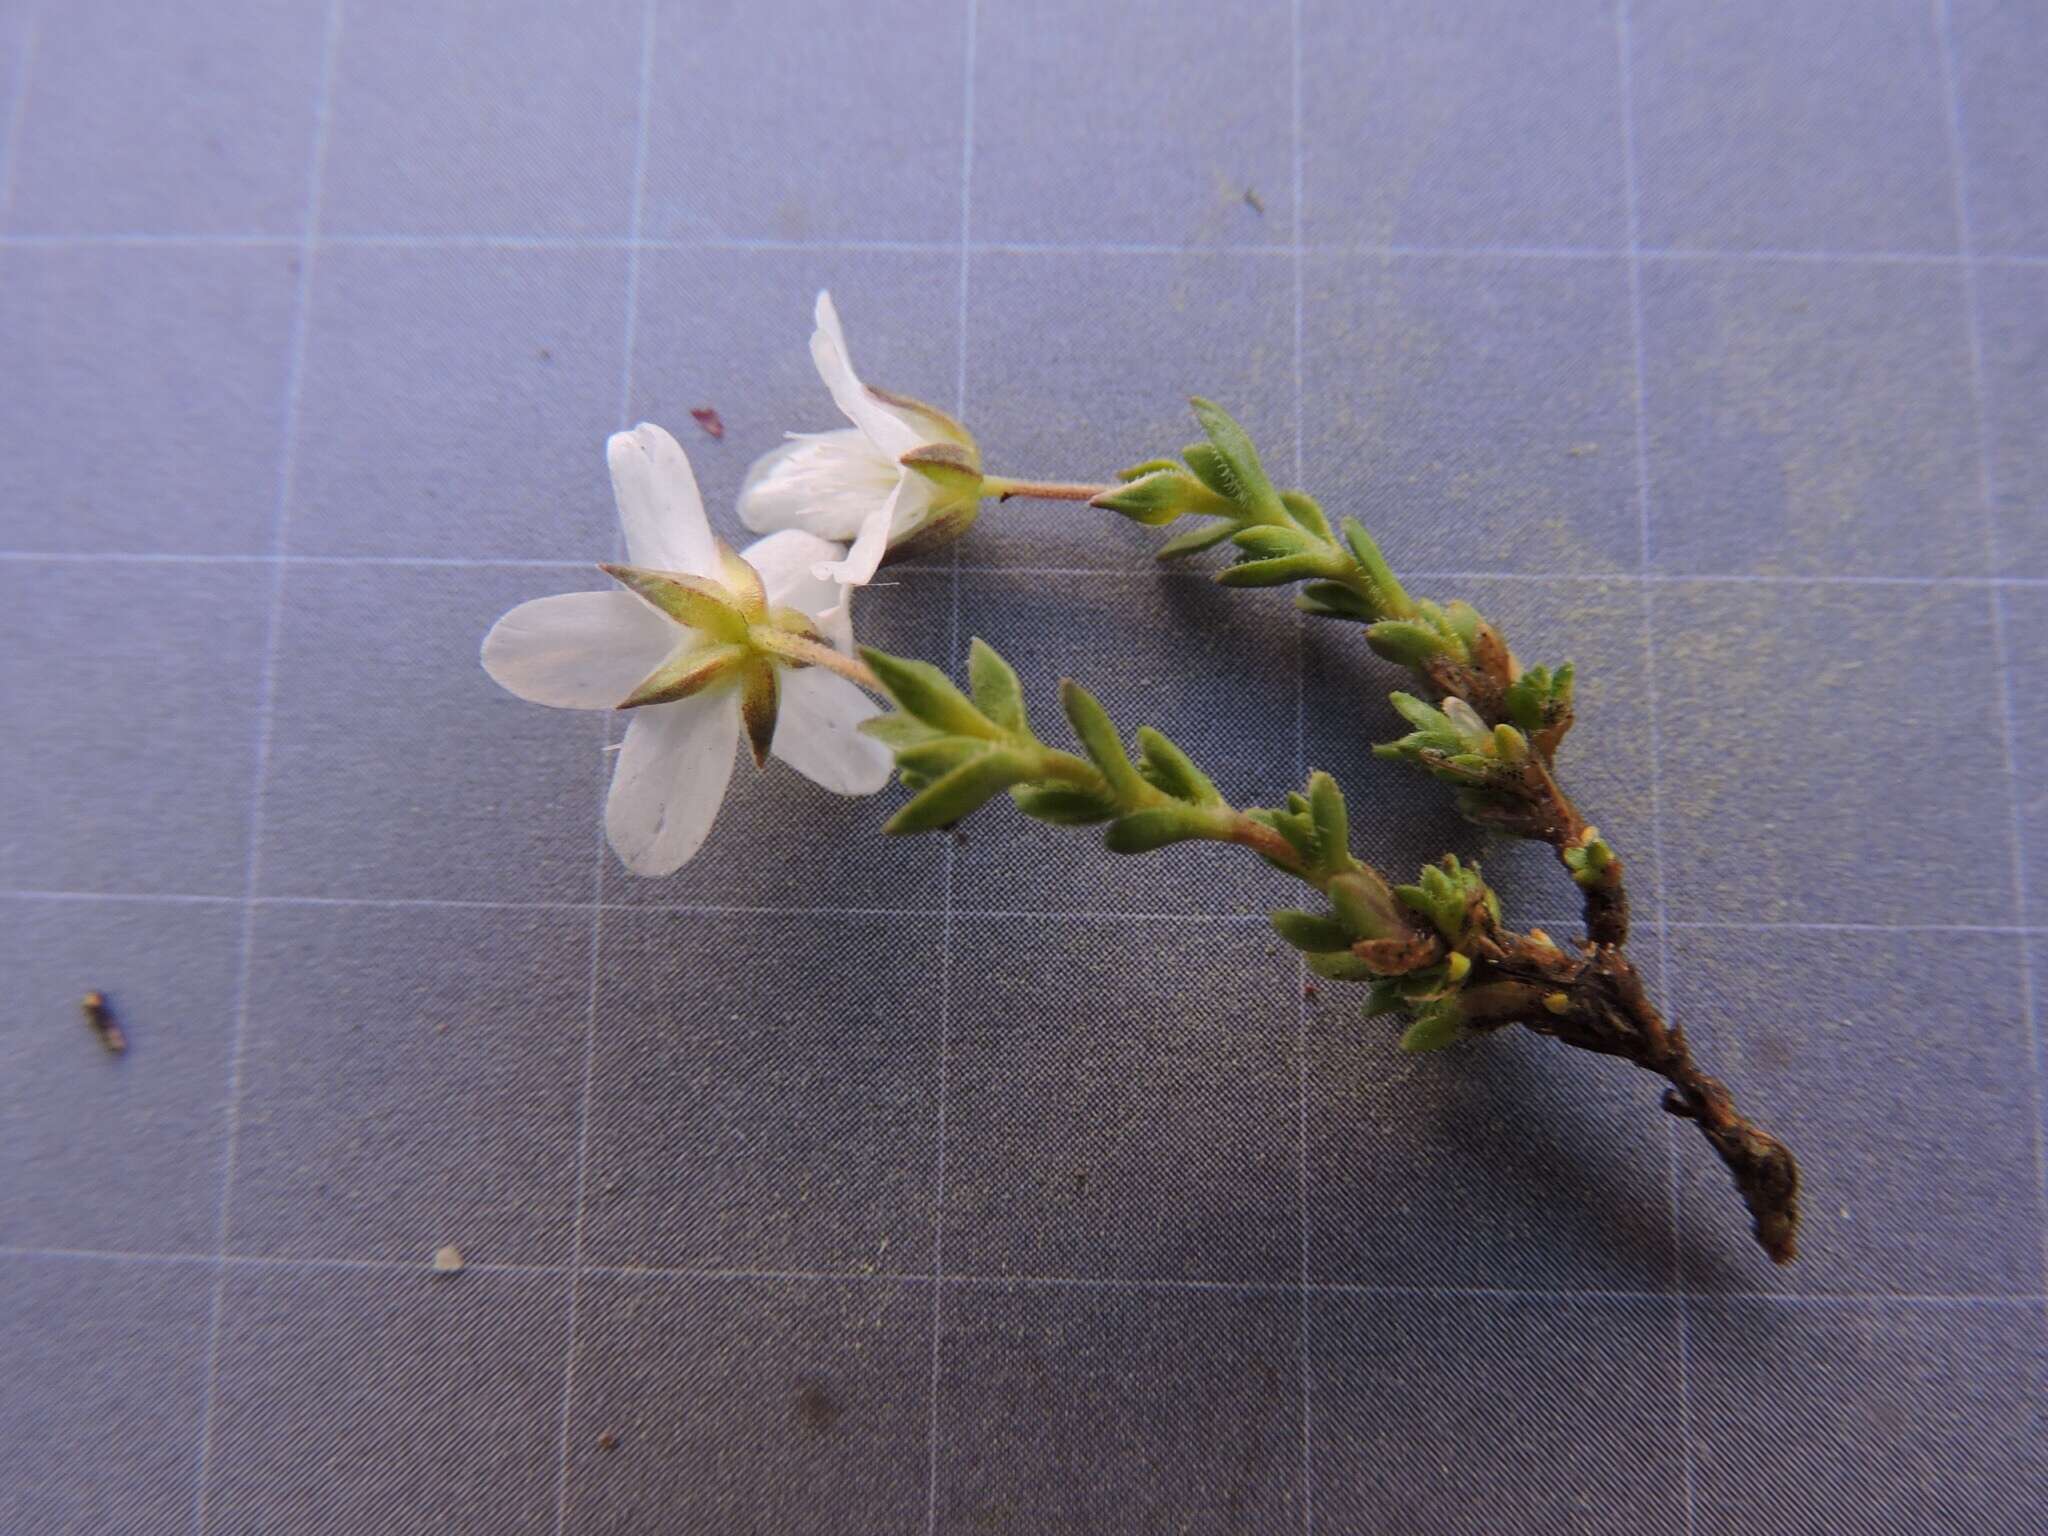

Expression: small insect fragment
xmin=81 ymin=991 xmax=127 ymax=1055
xmin=597 ymin=1432 xmax=621 ymax=1453
xmin=1242 ymin=186 xmax=1265 ymax=215
xmin=432 ymin=1244 xmax=465 ymax=1275
xmin=690 ymin=407 xmax=725 ymax=440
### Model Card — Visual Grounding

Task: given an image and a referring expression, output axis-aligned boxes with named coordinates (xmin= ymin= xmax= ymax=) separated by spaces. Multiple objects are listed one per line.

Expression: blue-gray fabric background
xmin=3 ymin=2 xmax=2044 ymax=1532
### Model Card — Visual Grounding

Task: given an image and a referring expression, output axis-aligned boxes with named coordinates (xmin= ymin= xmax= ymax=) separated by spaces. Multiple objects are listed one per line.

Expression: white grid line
xmin=550 ymin=6 xmax=659 ymax=1530
xmin=1930 ymin=0 xmax=2048 ymax=1303
xmin=5 ymin=1244 xmax=2041 ymax=1310
xmin=6 ymin=886 xmax=2046 ymax=938
xmin=8 ymin=227 xmax=2048 ymax=269
xmin=1612 ymin=5 xmax=1698 ymax=1528
xmin=187 ymin=4 xmax=344 ymax=1532
xmin=8 ymin=548 xmax=2044 ymax=592
xmin=928 ymin=7 xmax=977 ymax=1530
xmin=0 ymin=9 xmax=36 ymax=225
xmin=1289 ymin=1 xmax=1315 ymax=1529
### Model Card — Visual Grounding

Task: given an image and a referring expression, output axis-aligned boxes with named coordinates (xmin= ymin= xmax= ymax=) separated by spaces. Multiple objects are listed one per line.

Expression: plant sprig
xmin=911 ymin=398 xmax=1801 ymax=1265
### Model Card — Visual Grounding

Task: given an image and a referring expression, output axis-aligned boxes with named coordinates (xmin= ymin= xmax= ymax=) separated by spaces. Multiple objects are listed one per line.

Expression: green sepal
xmin=1091 ymin=470 xmax=1201 ymax=526
xmin=1135 ymin=727 xmax=1220 ymax=805
xmin=967 ymin=637 xmax=1029 ymax=735
xmin=1155 ymin=518 xmax=1240 ymax=561
xmin=737 ymin=661 xmax=779 ymax=767
xmin=862 ymin=648 xmax=997 ymax=738
xmin=1103 ymin=806 xmax=1207 ymax=855
xmin=1059 ymin=681 xmax=1148 ymax=803
xmin=1271 ymin=909 xmax=1353 ymax=953
xmin=600 ymin=563 xmax=751 ymax=643
xmin=615 ymin=641 xmax=749 ymax=709
xmin=899 ymin=442 xmax=985 ymax=509
xmin=886 ymin=747 xmax=1032 ymax=834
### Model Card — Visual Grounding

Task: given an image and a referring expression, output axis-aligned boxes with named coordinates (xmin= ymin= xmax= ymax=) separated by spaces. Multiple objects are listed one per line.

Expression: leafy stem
xmin=899 ymin=397 xmax=1801 ymax=1265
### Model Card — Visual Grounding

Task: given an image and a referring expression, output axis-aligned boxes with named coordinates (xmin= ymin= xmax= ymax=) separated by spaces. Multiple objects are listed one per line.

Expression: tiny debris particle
xmin=81 ymin=991 xmax=127 ymax=1056
xmin=597 ymin=1432 xmax=621 ymax=1453
xmin=432 ymin=1244 xmax=465 ymax=1274
xmin=1242 ymin=186 xmax=1265 ymax=215
xmin=1567 ymin=442 xmax=1600 ymax=458
xmin=690 ymin=406 xmax=725 ymax=439
xmin=1302 ymin=982 xmax=1319 ymax=1001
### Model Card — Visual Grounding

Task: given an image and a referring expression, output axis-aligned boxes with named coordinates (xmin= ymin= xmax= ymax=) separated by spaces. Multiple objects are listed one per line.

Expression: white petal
xmin=737 ymin=430 xmax=899 ymax=541
xmin=816 ymin=485 xmax=900 ymax=589
xmin=810 ymin=291 xmax=922 ymax=459
xmin=481 ymin=591 xmax=678 ymax=709
xmin=607 ymin=423 xmax=717 ymax=576
xmin=771 ymin=667 xmax=892 ymax=795
xmin=604 ymin=694 xmax=740 ymax=876
xmin=742 ymin=529 xmax=855 ymax=647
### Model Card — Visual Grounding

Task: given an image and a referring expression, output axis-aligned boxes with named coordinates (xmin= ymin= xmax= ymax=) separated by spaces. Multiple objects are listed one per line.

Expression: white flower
xmin=739 ymin=289 xmax=982 ymax=590
xmin=482 ymin=422 xmax=893 ymax=876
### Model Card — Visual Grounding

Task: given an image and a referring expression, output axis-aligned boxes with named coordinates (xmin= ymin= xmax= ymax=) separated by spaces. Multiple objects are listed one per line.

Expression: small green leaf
xmin=886 ymin=748 xmax=1031 ymax=834
xmin=1217 ymin=552 xmax=1336 ymax=587
xmin=862 ymin=648 xmax=994 ymax=737
xmin=1389 ymin=692 xmax=1456 ymax=739
xmin=1231 ymin=524 xmax=1318 ymax=559
xmin=860 ymin=713 xmax=946 ymax=750
xmin=1309 ymin=949 xmax=1379 ymax=981
xmin=1155 ymin=518 xmax=1240 ymax=561
xmin=1180 ymin=441 xmax=1241 ymax=502
xmin=1059 ymin=681 xmax=1148 ymax=803
xmin=1296 ymin=581 xmax=1379 ymax=621
xmin=967 ymin=638 xmax=1028 ymax=735
xmin=1271 ymin=909 xmax=1353 ymax=953
xmin=1118 ymin=457 xmax=1183 ymax=481
xmin=1328 ymin=870 xmax=1394 ymax=940
xmin=1103 ymin=806 xmax=1206 ymax=854
xmin=1135 ymin=727 xmax=1220 ymax=805
xmin=1337 ymin=519 xmax=1415 ymax=619
xmin=1189 ymin=397 xmax=1288 ymax=523
xmin=1364 ymin=620 xmax=1450 ymax=668
xmin=895 ymin=736 xmax=986 ymax=778
xmin=1011 ymin=783 xmax=1119 ymax=825
xmin=1306 ymin=771 xmax=1349 ymax=869
xmin=1399 ymin=1001 xmax=1471 ymax=1053
xmin=1279 ymin=489 xmax=1333 ymax=541
xmin=1441 ymin=697 xmax=1491 ymax=749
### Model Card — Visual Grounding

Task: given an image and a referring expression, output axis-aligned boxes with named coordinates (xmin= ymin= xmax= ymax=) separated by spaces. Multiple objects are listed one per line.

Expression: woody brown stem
xmin=1475 ymin=934 xmax=1800 ymax=1264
